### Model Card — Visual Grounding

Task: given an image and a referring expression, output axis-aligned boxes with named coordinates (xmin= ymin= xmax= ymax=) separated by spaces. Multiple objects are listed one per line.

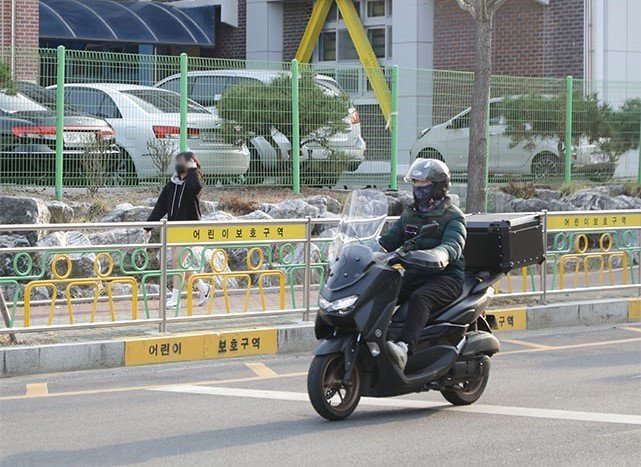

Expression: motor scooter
xmin=308 ymin=189 xmax=503 ymax=421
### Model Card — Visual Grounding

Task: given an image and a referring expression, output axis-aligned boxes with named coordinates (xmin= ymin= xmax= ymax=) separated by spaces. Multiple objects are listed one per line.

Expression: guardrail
xmin=0 ymin=210 xmax=639 ymax=337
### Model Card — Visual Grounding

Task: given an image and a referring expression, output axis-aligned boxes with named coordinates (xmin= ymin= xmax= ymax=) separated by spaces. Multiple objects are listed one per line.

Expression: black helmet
xmin=404 ymin=158 xmax=451 ymax=199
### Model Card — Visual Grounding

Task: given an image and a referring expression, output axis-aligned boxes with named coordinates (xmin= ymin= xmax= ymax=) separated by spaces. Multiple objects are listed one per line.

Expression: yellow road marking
xmin=245 ymin=362 xmax=278 ymax=378
xmin=500 ymin=337 xmax=641 ymax=355
xmin=620 ymin=326 xmax=641 ymax=334
xmin=501 ymin=338 xmax=553 ymax=350
xmin=0 ymin=372 xmax=307 ymax=402
xmin=25 ymin=383 xmax=48 ymax=397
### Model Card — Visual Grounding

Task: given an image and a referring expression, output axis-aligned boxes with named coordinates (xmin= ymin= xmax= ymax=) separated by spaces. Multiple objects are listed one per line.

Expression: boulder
xmin=612 ymin=195 xmax=641 ymax=209
xmin=534 ymin=189 xmax=562 ymax=202
xmin=508 ymin=198 xmax=549 ymax=212
xmin=547 ymin=200 xmax=576 ymax=211
xmin=385 ymin=195 xmax=403 ymax=216
xmin=564 ymin=190 xmax=609 ymax=210
xmin=238 ymin=210 xmax=273 ymax=220
xmin=268 ymin=199 xmax=320 ymax=219
xmin=305 ymin=195 xmax=342 ymax=215
xmin=202 ymin=210 xmax=234 ymax=222
xmin=601 ymin=196 xmax=632 ymax=211
xmin=120 ymin=207 xmax=153 ymax=223
xmin=487 ymin=191 xmax=516 ymax=213
xmin=608 ymin=185 xmax=625 ymax=197
xmin=0 ymin=195 xmax=51 ymax=244
xmin=200 ymin=200 xmax=218 ymax=215
xmin=46 ymin=201 xmax=74 ymax=224
xmin=66 ymin=201 xmax=92 ymax=220
xmin=36 ymin=231 xmax=96 ymax=283
xmin=0 ymin=234 xmax=31 ymax=278
xmin=100 ymin=203 xmax=134 ymax=222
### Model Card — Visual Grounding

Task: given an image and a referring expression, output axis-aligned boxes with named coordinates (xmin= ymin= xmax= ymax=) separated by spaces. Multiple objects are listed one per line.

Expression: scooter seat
xmin=391 ymin=274 xmax=480 ymax=324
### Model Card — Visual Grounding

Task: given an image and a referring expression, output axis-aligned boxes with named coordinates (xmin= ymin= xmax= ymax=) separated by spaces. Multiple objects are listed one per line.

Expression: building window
xmin=317 ymin=0 xmax=392 ymax=63
xmin=319 ymin=31 xmax=337 ymax=61
xmin=367 ymin=28 xmax=386 ymax=58
xmin=367 ymin=0 xmax=385 ymax=18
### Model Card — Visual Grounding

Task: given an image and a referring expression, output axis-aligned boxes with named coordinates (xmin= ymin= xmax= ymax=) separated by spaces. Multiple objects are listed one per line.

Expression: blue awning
xmin=40 ymin=0 xmax=215 ymax=46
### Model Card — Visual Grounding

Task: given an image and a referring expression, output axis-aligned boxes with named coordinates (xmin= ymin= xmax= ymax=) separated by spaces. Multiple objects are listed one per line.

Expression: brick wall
xmin=211 ymin=0 xmax=247 ymax=59
xmin=434 ymin=0 xmax=584 ymax=79
xmin=0 ymin=0 xmax=40 ymax=81
xmin=543 ymin=0 xmax=584 ymax=78
xmin=283 ymin=1 xmax=313 ymax=62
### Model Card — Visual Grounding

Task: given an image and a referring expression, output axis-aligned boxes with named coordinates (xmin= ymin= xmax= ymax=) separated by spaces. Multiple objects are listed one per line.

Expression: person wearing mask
xmin=147 ymin=151 xmax=210 ymax=308
xmin=379 ymin=158 xmax=466 ymax=370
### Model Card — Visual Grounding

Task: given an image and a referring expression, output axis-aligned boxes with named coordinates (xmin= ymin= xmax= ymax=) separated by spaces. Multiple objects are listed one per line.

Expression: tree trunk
xmin=465 ymin=17 xmax=493 ymax=213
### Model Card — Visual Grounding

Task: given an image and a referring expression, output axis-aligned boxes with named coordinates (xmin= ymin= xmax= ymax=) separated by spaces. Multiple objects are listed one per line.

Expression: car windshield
xmin=123 ymin=89 xmax=208 ymax=114
xmin=328 ymin=189 xmax=388 ymax=265
xmin=18 ymin=84 xmax=79 ymax=112
xmin=0 ymin=91 xmax=49 ymax=113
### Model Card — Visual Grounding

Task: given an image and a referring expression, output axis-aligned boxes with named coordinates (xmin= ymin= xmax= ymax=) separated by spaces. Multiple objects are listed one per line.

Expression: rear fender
xmin=461 ymin=331 xmax=500 ymax=357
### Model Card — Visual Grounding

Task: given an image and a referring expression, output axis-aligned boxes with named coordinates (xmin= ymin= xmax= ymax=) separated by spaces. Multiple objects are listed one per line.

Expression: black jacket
xmin=379 ymin=196 xmax=466 ymax=285
xmin=147 ymin=169 xmax=204 ymax=223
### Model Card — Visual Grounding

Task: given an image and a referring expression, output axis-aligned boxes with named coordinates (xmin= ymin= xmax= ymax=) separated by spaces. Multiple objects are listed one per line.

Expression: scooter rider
xmin=380 ymin=158 xmax=466 ymax=370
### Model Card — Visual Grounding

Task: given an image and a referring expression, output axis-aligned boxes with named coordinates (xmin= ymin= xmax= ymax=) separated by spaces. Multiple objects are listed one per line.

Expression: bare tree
xmin=456 ymin=0 xmax=507 ymax=212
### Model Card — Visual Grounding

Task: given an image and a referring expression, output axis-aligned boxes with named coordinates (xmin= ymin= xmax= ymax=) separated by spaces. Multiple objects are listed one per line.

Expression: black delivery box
xmin=463 ymin=213 xmax=545 ymax=273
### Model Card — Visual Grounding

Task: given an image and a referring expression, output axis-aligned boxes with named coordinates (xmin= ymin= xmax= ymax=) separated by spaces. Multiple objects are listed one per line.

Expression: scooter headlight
xmin=319 ymin=295 xmax=359 ymax=315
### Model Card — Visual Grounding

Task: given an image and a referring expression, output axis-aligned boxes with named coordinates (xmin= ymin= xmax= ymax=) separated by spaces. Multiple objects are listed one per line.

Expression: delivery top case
xmin=463 ymin=212 xmax=545 ymax=273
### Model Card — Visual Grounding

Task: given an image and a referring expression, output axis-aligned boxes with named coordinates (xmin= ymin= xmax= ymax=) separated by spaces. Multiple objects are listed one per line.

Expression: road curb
xmin=2 ymin=298 xmax=640 ymax=377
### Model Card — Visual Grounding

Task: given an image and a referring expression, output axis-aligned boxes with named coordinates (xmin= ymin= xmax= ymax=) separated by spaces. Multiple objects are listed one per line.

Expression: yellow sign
xmin=168 ymin=223 xmax=306 ymax=244
xmin=547 ymin=213 xmax=641 ymax=231
xmin=629 ymin=299 xmax=641 ymax=321
xmin=124 ymin=328 xmax=278 ymax=366
xmin=487 ymin=308 xmax=527 ymax=331
xmin=216 ymin=329 xmax=278 ymax=359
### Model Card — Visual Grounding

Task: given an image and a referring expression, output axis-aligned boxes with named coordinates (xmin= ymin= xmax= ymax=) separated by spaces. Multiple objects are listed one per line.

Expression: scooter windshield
xmin=329 ymin=189 xmax=388 ymax=264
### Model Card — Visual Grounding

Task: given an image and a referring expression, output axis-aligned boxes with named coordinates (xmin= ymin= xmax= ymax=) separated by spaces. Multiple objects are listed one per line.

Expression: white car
xmin=156 ymin=70 xmax=366 ymax=180
xmin=48 ymin=83 xmax=250 ymax=182
xmin=410 ymin=97 xmax=600 ymax=177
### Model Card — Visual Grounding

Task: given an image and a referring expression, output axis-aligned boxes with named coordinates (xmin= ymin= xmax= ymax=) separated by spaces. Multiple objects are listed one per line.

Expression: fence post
xmin=179 ymin=53 xmax=188 ymax=153
xmin=159 ymin=219 xmax=168 ymax=333
xmin=484 ymin=96 xmax=491 ymax=212
xmin=291 ymin=59 xmax=301 ymax=194
xmin=55 ymin=45 xmax=65 ymax=201
xmin=389 ymin=65 xmax=399 ymax=190
xmin=303 ymin=217 xmax=311 ymax=321
xmin=564 ymin=75 xmax=573 ymax=184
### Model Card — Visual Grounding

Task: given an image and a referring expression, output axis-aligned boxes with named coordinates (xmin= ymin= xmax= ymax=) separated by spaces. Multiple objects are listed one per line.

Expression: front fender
xmin=314 ymin=335 xmax=356 ymax=356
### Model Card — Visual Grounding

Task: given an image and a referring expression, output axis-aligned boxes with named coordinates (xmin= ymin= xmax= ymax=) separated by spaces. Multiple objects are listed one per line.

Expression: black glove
xmin=393 ymin=247 xmax=449 ymax=271
xmin=387 ymin=251 xmax=406 ymax=266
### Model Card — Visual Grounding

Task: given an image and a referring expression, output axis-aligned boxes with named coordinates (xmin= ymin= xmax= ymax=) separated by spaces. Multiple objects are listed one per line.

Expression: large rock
xmin=87 ymin=228 xmax=147 ymax=272
xmin=100 ymin=203 xmax=134 ymax=222
xmin=200 ymin=200 xmax=218 ymax=215
xmin=120 ymin=207 xmax=153 ymax=223
xmin=268 ymin=199 xmax=320 ymax=219
xmin=46 ymin=201 xmax=74 ymax=224
xmin=547 ymin=200 xmax=576 ymax=211
xmin=487 ymin=191 xmax=516 ymax=213
xmin=36 ymin=231 xmax=97 ymax=284
xmin=66 ymin=201 xmax=92 ymax=220
xmin=202 ymin=210 xmax=234 ymax=222
xmin=0 ymin=196 xmax=51 ymax=244
xmin=564 ymin=190 xmax=610 ymax=210
xmin=612 ymin=195 xmax=641 ymax=209
xmin=508 ymin=198 xmax=549 ymax=212
xmin=535 ymin=189 xmax=562 ymax=202
xmin=305 ymin=195 xmax=342 ymax=215
xmin=0 ymin=234 xmax=31 ymax=278
xmin=238 ymin=210 xmax=273 ymax=220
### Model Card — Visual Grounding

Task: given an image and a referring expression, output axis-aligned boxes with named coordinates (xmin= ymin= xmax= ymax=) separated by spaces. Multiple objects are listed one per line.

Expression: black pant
xmin=398 ymin=275 xmax=462 ymax=349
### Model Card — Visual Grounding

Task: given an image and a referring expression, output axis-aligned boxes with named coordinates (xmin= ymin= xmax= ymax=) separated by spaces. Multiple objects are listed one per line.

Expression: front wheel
xmin=307 ymin=353 xmax=361 ymax=421
xmin=440 ymin=356 xmax=490 ymax=406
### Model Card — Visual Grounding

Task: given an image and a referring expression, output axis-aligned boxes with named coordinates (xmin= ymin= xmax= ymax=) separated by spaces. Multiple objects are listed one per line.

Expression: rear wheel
xmin=307 ymin=353 xmax=361 ymax=421
xmin=440 ymin=356 xmax=490 ymax=406
xmin=531 ymin=152 xmax=560 ymax=179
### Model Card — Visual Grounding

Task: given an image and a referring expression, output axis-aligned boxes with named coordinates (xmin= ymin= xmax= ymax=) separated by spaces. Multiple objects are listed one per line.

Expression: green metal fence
xmin=1 ymin=47 xmax=640 ymax=197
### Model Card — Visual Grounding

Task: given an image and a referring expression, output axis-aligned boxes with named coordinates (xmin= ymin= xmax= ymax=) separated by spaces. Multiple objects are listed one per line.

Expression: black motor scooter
xmin=308 ymin=190 xmax=503 ymax=421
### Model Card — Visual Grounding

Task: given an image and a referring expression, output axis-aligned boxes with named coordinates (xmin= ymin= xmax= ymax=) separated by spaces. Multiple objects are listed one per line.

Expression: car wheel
xmin=245 ymin=147 xmax=266 ymax=185
xmin=531 ymin=152 xmax=560 ymax=179
xmin=106 ymin=150 xmax=138 ymax=187
xmin=418 ymin=149 xmax=444 ymax=162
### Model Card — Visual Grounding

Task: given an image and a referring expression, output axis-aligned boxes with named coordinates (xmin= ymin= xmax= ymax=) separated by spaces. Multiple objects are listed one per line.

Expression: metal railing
xmin=0 ymin=210 xmax=639 ymax=336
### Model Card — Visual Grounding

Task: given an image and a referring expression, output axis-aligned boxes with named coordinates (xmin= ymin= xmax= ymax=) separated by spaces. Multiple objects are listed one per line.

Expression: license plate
xmin=64 ymin=132 xmax=95 ymax=145
xmin=200 ymin=131 xmax=222 ymax=143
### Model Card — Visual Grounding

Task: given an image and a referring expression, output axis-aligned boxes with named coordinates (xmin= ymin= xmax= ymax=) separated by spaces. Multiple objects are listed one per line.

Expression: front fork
xmin=342 ymin=334 xmax=361 ymax=386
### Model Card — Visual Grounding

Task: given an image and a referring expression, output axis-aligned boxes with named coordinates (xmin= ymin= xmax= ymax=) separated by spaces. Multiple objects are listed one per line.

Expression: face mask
xmin=413 ymin=184 xmax=437 ymax=213
xmin=175 ymin=164 xmax=186 ymax=174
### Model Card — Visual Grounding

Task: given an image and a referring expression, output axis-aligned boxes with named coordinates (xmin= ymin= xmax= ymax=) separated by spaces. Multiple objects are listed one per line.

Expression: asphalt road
xmin=1 ymin=324 xmax=640 ymax=466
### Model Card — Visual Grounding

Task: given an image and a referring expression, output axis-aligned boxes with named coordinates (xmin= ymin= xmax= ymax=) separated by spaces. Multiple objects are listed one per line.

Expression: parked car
xmin=156 ymin=70 xmax=366 ymax=181
xmin=47 ymin=83 xmax=250 ymax=182
xmin=410 ymin=97 xmax=600 ymax=177
xmin=0 ymin=88 xmax=118 ymax=184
